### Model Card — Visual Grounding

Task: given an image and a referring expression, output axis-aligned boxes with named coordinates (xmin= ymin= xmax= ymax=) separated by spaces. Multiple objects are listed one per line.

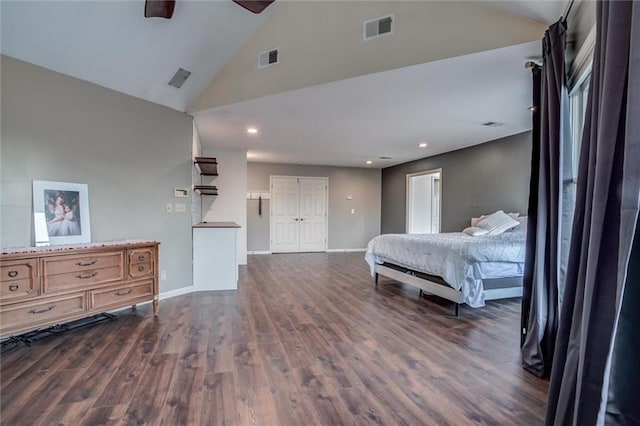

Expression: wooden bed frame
xmin=373 ymin=263 xmax=523 ymax=316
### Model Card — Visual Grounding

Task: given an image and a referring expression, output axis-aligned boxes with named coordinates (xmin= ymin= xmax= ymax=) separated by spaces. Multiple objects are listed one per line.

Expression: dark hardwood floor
xmin=1 ymin=253 xmax=548 ymax=425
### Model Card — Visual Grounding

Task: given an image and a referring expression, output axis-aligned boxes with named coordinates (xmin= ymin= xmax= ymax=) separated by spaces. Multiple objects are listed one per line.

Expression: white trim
xmin=248 ymin=250 xmax=272 ymax=255
xmin=569 ymin=24 xmax=595 ymax=90
xmin=326 ymin=248 xmax=366 ymax=253
xmin=106 ymin=286 xmax=196 ymax=313
xmin=160 ymin=285 xmax=196 ymax=300
xmin=405 ymin=168 xmax=442 ymax=234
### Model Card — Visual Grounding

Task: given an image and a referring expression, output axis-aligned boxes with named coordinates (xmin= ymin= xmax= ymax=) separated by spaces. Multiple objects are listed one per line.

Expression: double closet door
xmin=270 ymin=176 xmax=327 ymax=253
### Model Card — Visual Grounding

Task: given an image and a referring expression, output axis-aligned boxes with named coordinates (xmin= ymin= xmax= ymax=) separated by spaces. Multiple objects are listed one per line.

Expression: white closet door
xmin=298 ymin=178 xmax=327 ymax=252
xmin=270 ymin=177 xmax=300 ymax=253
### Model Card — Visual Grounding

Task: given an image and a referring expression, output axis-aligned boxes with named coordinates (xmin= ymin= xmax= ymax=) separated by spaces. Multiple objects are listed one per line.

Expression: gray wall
xmin=381 ymin=131 xmax=532 ymax=234
xmin=247 ymin=163 xmax=381 ymax=251
xmin=1 ymin=56 xmax=193 ymax=293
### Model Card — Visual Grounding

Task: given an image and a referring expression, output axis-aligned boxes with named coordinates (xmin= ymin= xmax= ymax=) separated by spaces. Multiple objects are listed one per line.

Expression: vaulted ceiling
xmin=1 ymin=0 xmax=272 ymax=112
xmin=1 ymin=0 xmax=567 ymax=167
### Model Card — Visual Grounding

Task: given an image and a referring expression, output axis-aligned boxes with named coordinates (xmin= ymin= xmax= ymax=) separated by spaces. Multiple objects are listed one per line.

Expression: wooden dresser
xmin=0 ymin=240 xmax=159 ymax=338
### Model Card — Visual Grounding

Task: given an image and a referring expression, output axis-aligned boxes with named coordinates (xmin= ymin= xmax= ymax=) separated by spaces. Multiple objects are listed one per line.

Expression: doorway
xmin=406 ymin=169 xmax=441 ymax=234
xmin=270 ymin=176 xmax=328 ymax=253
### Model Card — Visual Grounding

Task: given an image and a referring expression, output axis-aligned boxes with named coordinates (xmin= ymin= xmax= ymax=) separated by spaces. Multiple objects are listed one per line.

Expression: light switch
xmin=175 ymin=203 xmax=186 ymax=213
xmin=347 ymin=195 xmax=353 ymax=200
xmin=166 ymin=203 xmax=173 ymax=213
xmin=174 ymin=188 xmax=189 ymax=198
xmin=351 ymin=208 xmax=355 ymax=214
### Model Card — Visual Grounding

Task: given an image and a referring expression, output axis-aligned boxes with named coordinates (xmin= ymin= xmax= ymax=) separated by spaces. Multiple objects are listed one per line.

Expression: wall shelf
xmin=194 ymin=157 xmax=219 ymax=176
xmin=194 ymin=185 xmax=218 ymax=196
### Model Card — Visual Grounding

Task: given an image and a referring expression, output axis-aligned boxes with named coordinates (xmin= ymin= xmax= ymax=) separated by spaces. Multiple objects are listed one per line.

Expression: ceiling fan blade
xmin=232 ymin=0 xmax=275 ymax=14
xmin=145 ymin=0 xmax=175 ymax=19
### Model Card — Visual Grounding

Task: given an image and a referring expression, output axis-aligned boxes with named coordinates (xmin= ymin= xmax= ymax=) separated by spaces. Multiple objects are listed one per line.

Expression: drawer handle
xmin=29 ymin=305 xmax=56 ymax=314
xmin=138 ymin=255 xmax=146 ymax=261
xmin=8 ymin=270 xmax=18 ymax=278
xmin=76 ymin=272 xmax=98 ymax=279
xmin=138 ymin=266 xmax=145 ymax=272
xmin=115 ymin=289 xmax=133 ymax=296
xmin=76 ymin=259 xmax=97 ymax=267
xmin=9 ymin=284 xmax=20 ymax=292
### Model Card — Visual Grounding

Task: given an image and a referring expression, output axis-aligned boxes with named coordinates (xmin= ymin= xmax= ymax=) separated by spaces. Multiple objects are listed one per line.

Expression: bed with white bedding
xmin=365 ymin=215 xmax=526 ymax=313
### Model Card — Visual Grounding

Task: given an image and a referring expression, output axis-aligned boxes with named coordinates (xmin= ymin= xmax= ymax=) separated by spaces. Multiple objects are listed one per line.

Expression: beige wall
xmin=247 ymin=162 xmax=381 ymax=251
xmin=191 ymin=1 xmax=545 ymax=111
xmin=1 ymin=55 xmax=193 ymax=293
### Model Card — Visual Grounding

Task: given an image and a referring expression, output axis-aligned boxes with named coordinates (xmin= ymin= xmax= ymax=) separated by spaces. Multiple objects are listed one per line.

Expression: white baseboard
xmin=108 ymin=285 xmax=196 ymax=313
xmin=160 ymin=285 xmax=196 ymax=300
xmin=248 ymin=250 xmax=272 ymax=255
xmin=326 ymin=248 xmax=366 ymax=253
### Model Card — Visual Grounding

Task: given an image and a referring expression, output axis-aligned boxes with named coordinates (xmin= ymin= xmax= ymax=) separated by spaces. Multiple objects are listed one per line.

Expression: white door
xmin=270 ymin=176 xmax=327 ymax=253
xmin=299 ymin=178 xmax=327 ymax=252
xmin=271 ymin=177 xmax=300 ymax=253
xmin=407 ymin=169 xmax=442 ymax=234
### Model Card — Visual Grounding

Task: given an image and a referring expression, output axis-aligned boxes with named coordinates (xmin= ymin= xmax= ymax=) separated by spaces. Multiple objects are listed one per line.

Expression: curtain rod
xmin=562 ymin=0 xmax=576 ymax=22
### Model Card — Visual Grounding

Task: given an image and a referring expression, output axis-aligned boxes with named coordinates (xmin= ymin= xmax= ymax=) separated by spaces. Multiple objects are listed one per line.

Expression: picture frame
xmin=32 ymin=180 xmax=91 ymax=245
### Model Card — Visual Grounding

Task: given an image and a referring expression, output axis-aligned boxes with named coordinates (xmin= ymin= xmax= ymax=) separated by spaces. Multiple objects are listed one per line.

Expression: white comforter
xmin=364 ymin=227 xmax=526 ymax=307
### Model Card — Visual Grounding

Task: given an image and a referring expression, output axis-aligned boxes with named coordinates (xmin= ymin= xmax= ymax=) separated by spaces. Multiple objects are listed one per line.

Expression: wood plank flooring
xmin=1 ymin=252 xmax=548 ymax=425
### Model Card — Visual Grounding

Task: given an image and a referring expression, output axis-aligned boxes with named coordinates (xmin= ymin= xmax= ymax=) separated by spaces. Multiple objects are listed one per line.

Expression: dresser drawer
xmin=128 ymin=248 xmax=154 ymax=265
xmin=43 ymin=266 xmax=124 ymax=293
xmin=0 ymin=293 xmax=86 ymax=332
xmin=128 ymin=262 xmax=154 ymax=279
xmin=89 ymin=280 xmax=153 ymax=310
xmin=1 ymin=259 xmax=37 ymax=283
xmin=1 ymin=278 xmax=38 ymax=304
xmin=42 ymin=252 xmax=124 ymax=276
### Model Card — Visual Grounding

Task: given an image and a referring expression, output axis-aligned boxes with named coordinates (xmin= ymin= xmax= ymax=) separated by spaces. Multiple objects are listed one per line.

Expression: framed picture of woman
xmin=32 ymin=180 xmax=91 ymax=245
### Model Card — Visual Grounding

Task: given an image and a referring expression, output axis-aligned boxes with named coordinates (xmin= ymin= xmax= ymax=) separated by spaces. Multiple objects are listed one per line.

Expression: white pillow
xmin=462 ymin=227 xmax=489 ymax=236
xmin=471 ymin=212 xmax=520 ymax=227
xmin=476 ymin=210 xmax=520 ymax=235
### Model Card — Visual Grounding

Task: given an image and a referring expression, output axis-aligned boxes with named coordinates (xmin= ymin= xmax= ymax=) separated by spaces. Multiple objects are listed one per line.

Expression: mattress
xmin=364 ymin=225 xmax=526 ymax=307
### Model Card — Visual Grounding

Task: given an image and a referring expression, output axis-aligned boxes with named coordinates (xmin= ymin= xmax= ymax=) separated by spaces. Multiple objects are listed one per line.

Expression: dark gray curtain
xmin=521 ymin=20 xmax=572 ymax=378
xmin=546 ymin=1 xmax=640 ymax=424
xmin=606 ymin=224 xmax=640 ymax=424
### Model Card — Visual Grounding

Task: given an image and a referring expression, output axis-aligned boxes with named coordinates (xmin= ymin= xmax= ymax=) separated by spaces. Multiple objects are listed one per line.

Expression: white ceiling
xmin=1 ymin=0 xmax=272 ymax=112
xmin=194 ymin=40 xmax=540 ymax=168
xmin=2 ymin=0 xmax=566 ymax=168
xmin=478 ymin=0 xmax=567 ymax=25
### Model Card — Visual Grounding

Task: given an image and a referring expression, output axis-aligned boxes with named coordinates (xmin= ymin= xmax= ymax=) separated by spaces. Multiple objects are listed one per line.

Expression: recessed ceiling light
xmin=365 ymin=160 xmax=373 ymax=165
xmin=418 ymin=142 xmax=428 ymax=148
xmin=247 ymin=127 xmax=258 ymax=134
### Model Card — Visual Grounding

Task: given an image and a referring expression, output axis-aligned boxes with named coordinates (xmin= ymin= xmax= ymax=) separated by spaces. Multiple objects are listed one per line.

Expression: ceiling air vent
xmin=168 ymin=68 xmax=191 ymax=88
xmin=258 ymin=48 xmax=279 ymax=69
xmin=363 ymin=14 xmax=394 ymax=40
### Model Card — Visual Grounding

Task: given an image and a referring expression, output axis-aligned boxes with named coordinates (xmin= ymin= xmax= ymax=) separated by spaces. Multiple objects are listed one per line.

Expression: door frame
xmin=405 ymin=168 xmax=442 ymax=234
xmin=269 ymin=175 xmax=329 ymax=253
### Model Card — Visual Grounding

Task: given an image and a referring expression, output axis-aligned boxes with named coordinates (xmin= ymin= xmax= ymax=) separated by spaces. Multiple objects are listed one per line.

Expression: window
xmin=569 ymin=77 xmax=590 ymax=185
